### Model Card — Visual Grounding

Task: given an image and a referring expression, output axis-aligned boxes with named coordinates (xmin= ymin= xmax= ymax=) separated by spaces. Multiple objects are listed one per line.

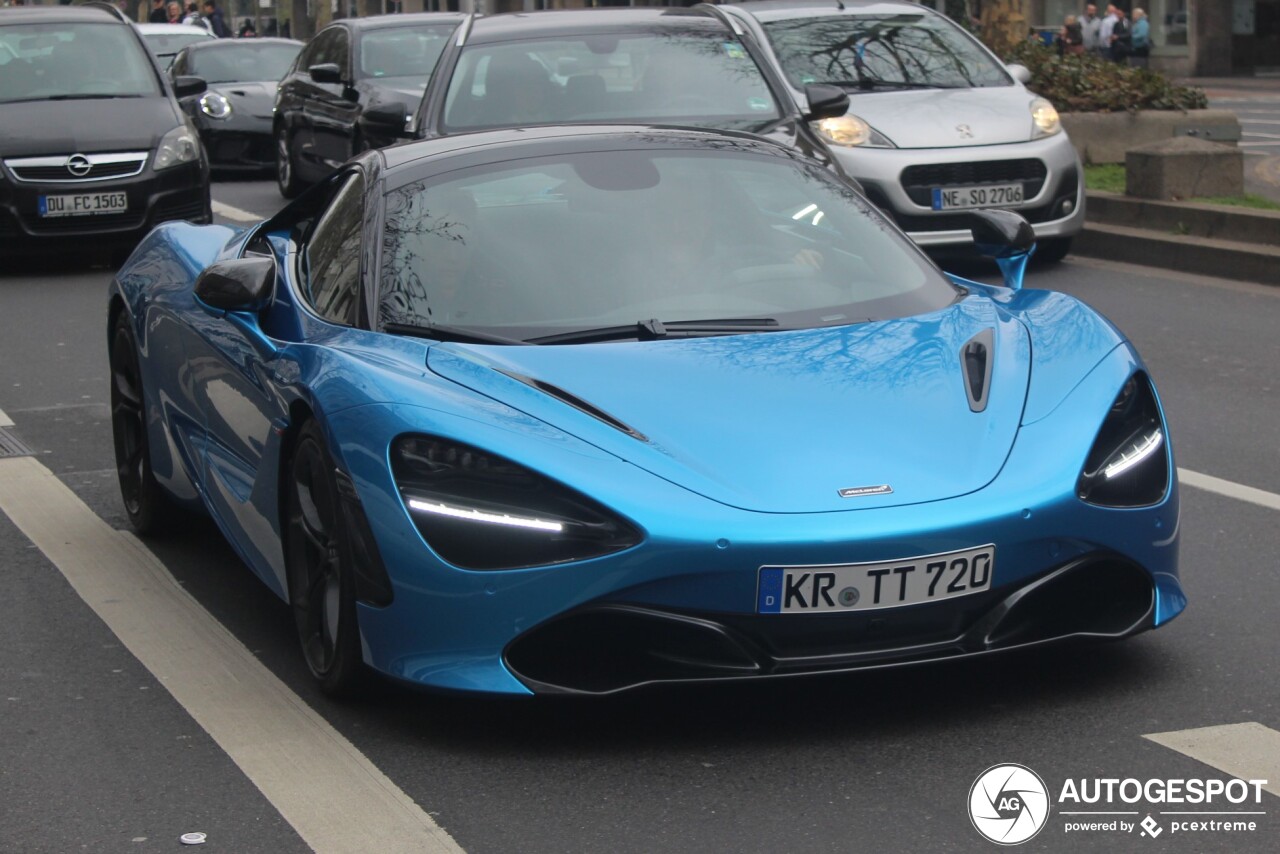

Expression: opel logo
xmin=66 ymin=154 xmax=92 ymax=177
xmin=956 ymin=124 xmax=974 ymax=139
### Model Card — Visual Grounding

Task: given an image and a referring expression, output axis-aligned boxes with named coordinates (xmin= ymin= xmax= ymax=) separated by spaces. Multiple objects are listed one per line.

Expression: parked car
xmin=364 ymin=8 xmax=851 ymax=180
xmin=0 ymin=4 xmax=210 ymax=258
xmin=171 ymin=37 xmax=302 ymax=172
xmin=108 ymin=124 xmax=1182 ymax=697
xmin=273 ymin=12 xmax=465 ymax=197
xmin=135 ymin=22 xmax=215 ymax=70
xmin=715 ymin=0 xmax=1085 ymax=262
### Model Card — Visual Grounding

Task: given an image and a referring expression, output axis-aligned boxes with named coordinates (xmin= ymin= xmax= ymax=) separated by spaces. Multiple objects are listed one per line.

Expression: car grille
xmin=900 ymin=159 xmax=1048 ymax=206
xmin=154 ymin=195 xmax=208 ymax=223
xmin=4 ymin=152 xmax=149 ymax=184
xmin=866 ymin=166 xmax=1077 ymax=233
xmin=24 ymin=210 xmax=147 ymax=234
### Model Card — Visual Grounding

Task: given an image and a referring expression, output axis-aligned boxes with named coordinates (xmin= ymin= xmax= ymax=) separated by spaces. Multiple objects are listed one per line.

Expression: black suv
xmin=0 ymin=3 xmax=211 ymax=257
xmin=273 ymin=12 xmax=464 ymax=198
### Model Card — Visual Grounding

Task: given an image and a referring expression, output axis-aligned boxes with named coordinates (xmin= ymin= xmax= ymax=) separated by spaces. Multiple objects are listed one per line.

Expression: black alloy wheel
xmin=276 ymin=126 xmax=303 ymax=199
xmin=285 ymin=421 xmax=364 ymax=695
xmin=109 ymin=311 xmax=176 ymax=534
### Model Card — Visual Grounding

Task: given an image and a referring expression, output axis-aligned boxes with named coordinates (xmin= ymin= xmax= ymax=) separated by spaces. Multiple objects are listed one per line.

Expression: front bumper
xmin=200 ymin=118 xmax=275 ymax=171
xmin=838 ymin=132 xmax=1085 ymax=248
xmin=0 ymin=158 xmax=210 ymax=252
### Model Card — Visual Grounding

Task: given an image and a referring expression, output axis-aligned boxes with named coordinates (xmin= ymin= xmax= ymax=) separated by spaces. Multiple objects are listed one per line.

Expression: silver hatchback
xmin=719 ymin=0 xmax=1084 ymax=261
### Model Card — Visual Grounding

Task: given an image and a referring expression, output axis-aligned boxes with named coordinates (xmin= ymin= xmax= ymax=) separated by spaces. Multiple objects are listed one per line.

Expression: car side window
xmin=304 ymin=172 xmax=364 ymax=326
xmin=310 ymin=27 xmax=349 ymax=78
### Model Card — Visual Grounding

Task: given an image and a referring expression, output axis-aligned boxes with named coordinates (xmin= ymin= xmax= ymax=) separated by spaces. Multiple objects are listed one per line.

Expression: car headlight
xmin=1031 ymin=97 xmax=1061 ymax=138
xmin=1077 ymin=372 xmax=1169 ymax=507
xmin=154 ymin=124 xmax=201 ymax=171
xmin=199 ymin=92 xmax=232 ymax=120
xmin=392 ymin=435 xmax=642 ymax=570
xmin=811 ymin=114 xmax=895 ymax=148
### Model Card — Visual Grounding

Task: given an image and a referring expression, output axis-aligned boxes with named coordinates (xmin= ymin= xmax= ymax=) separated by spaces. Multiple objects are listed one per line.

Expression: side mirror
xmin=173 ymin=75 xmax=207 ymax=99
xmin=802 ymin=84 xmax=850 ymax=122
xmin=195 ymin=257 xmax=276 ymax=312
xmin=361 ymin=102 xmax=410 ymax=138
xmin=970 ymin=209 xmax=1036 ymax=290
xmin=1006 ymin=63 xmax=1032 ymax=85
xmin=309 ymin=63 xmax=344 ymax=85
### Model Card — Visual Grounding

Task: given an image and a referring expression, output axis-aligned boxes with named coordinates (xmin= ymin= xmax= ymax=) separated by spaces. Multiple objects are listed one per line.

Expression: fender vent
xmin=960 ymin=329 xmax=994 ymax=413
xmin=499 ymin=370 xmax=647 ymax=442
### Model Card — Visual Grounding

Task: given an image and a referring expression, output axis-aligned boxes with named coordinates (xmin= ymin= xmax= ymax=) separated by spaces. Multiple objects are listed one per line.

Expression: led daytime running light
xmin=407 ymin=498 xmax=564 ymax=532
xmin=1103 ymin=429 xmax=1164 ymax=479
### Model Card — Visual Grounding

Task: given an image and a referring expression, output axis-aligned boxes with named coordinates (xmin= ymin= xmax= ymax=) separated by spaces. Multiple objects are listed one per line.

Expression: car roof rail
xmin=79 ymin=1 xmax=133 ymax=24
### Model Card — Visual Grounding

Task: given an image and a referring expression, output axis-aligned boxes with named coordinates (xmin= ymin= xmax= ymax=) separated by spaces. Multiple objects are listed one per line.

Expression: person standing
xmin=1081 ymin=4 xmax=1103 ymax=56
xmin=148 ymin=0 xmax=168 ymax=24
xmin=201 ymin=0 xmax=232 ymax=38
xmin=166 ymin=1 xmax=182 ymax=23
xmin=1059 ymin=14 xmax=1085 ymax=56
xmin=1130 ymin=8 xmax=1151 ymax=67
xmin=1098 ymin=4 xmax=1119 ymax=58
xmin=1109 ymin=6 xmax=1132 ymax=63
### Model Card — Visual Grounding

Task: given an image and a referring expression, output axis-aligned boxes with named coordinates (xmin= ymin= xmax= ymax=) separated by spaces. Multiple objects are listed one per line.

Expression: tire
xmin=1033 ymin=237 xmax=1072 ymax=265
xmin=276 ymin=125 xmax=303 ymax=200
xmin=109 ymin=311 xmax=178 ymax=534
xmin=285 ymin=421 xmax=365 ymax=695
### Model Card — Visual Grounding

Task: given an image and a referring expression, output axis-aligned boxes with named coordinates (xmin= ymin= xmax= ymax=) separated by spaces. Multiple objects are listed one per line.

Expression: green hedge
xmin=1004 ymin=42 xmax=1208 ymax=113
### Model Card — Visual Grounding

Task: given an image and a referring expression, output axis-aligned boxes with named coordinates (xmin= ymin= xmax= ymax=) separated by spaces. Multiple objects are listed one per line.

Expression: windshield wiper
xmin=821 ymin=78 xmax=952 ymax=91
xmin=528 ymin=317 xmax=781 ymax=346
xmin=382 ymin=321 xmax=526 ymax=346
xmin=45 ymin=93 xmax=143 ymax=101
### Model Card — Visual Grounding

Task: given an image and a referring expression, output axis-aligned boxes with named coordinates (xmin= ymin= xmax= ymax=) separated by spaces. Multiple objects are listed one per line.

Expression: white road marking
xmin=1144 ymin=723 xmax=1280 ymax=798
xmin=0 ymin=406 xmax=12 ymax=428
xmin=0 ymin=455 xmax=463 ymax=854
xmin=1178 ymin=468 xmax=1280 ymax=512
xmin=1242 ymin=131 xmax=1280 ymax=139
xmin=212 ymin=200 xmax=263 ymax=223
xmin=1239 ymin=141 xmax=1280 ymax=147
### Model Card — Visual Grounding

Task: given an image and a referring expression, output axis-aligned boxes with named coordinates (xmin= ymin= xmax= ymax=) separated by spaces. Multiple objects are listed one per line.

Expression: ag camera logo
xmin=969 ymin=764 xmax=1051 ymax=845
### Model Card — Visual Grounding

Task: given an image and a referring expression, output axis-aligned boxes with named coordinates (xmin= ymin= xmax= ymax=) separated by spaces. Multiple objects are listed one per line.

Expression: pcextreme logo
xmin=968 ymin=764 xmax=1052 ymax=845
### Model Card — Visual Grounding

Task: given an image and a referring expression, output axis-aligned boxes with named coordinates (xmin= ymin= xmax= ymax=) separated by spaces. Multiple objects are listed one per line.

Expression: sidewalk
xmin=1182 ymin=76 xmax=1280 ymax=204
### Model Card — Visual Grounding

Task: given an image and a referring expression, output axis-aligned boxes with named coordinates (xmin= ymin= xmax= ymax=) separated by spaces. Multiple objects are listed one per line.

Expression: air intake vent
xmin=499 ymin=370 xmax=647 ymax=442
xmin=961 ymin=329 xmax=994 ymax=412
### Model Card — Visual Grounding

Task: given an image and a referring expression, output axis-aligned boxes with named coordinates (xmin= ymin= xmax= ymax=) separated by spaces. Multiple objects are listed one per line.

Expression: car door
xmin=305 ymin=26 xmax=362 ymax=175
xmin=187 ymin=170 xmax=367 ymax=592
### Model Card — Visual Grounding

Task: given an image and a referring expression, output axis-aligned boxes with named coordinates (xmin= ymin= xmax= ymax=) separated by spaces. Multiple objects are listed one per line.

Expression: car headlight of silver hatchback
xmin=1031 ymin=97 xmax=1061 ymax=138
xmin=154 ymin=125 xmax=201 ymax=171
xmin=811 ymin=114 xmax=895 ymax=148
xmin=199 ymin=92 xmax=232 ymax=120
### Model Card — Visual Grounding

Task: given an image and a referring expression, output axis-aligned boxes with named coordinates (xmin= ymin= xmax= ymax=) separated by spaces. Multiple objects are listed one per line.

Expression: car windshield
xmin=378 ymin=148 xmax=956 ymax=342
xmin=358 ymin=25 xmax=454 ymax=80
xmin=442 ymin=31 xmax=782 ymax=133
xmin=142 ymin=31 xmax=212 ymax=61
xmin=188 ymin=42 xmax=301 ymax=83
xmin=0 ymin=22 xmax=161 ymax=103
xmin=761 ymin=14 xmax=1010 ymax=91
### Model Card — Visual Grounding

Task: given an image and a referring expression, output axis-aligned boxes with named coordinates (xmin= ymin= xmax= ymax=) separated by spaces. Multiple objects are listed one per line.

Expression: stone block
xmin=1060 ymin=109 xmax=1240 ymax=164
xmin=1125 ymin=136 xmax=1244 ymax=200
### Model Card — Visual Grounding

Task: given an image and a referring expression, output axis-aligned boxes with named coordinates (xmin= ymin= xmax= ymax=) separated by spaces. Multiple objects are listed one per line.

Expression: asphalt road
xmin=1 ymin=178 xmax=1278 ymax=853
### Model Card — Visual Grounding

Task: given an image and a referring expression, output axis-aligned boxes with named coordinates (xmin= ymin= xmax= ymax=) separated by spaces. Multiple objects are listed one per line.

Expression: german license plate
xmin=931 ymin=183 xmax=1023 ymax=211
xmin=39 ymin=192 xmax=128 ymax=217
xmin=757 ymin=545 xmax=994 ymax=614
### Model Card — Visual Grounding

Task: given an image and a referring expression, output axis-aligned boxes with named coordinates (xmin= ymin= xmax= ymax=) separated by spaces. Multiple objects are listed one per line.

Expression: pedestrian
xmin=166 ymin=0 xmax=182 ymax=23
xmin=148 ymin=0 xmax=168 ymax=24
xmin=1109 ymin=6 xmax=1132 ymax=63
xmin=1059 ymin=14 xmax=1085 ymax=56
xmin=1081 ymin=3 xmax=1103 ymax=56
xmin=1130 ymin=8 xmax=1151 ymax=67
xmin=201 ymin=0 xmax=232 ymax=38
xmin=238 ymin=18 xmax=256 ymax=38
xmin=1098 ymin=4 xmax=1119 ymax=59
xmin=181 ymin=2 xmax=201 ymax=25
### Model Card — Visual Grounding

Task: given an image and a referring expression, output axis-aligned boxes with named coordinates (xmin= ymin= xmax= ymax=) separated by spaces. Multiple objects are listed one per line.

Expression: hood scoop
xmin=961 ymin=329 xmax=994 ymax=412
xmin=497 ymin=369 xmax=648 ymax=442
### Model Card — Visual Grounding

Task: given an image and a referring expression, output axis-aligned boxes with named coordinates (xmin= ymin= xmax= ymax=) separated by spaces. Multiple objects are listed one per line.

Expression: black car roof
xmin=0 ymin=5 xmax=126 ymax=26
xmin=332 ymin=11 xmax=467 ymax=32
xmin=465 ymin=8 xmax=730 ymax=44
xmin=378 ymin=124 xmax=799 ymax=174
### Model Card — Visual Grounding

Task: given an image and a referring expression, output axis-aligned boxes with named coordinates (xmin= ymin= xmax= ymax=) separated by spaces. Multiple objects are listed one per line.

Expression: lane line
xmin=0 ymin=406 xmax=11 ymax=428
xmin=1178 ymin=468 xmax=1280 ymax=512
xmin=1144 ymin=723 xmax=1280 ymax=798
xmin=0 ymin=455 xmax=463 ymax=854
xmin=212 ymin=200 xmax=264 ymax=223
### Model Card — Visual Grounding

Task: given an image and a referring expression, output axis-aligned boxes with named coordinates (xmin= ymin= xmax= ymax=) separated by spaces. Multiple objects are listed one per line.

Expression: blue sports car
xmin=108 ymin=126 xmax=1185 ymax=696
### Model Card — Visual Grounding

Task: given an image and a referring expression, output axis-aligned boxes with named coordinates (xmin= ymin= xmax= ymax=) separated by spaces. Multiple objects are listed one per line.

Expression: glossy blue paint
xmin=110 ymin=193 xmax=1184 ymax=695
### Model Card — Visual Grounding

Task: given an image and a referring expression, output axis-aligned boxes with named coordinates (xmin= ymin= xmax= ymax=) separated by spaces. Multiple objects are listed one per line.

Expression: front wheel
xmin=276 ymin=126 xmax=303 ymax=199
xmin=285 ymin=421 xmax=364 ymax=695
xmin=109 ymin=311 xmax=178 ymax=534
